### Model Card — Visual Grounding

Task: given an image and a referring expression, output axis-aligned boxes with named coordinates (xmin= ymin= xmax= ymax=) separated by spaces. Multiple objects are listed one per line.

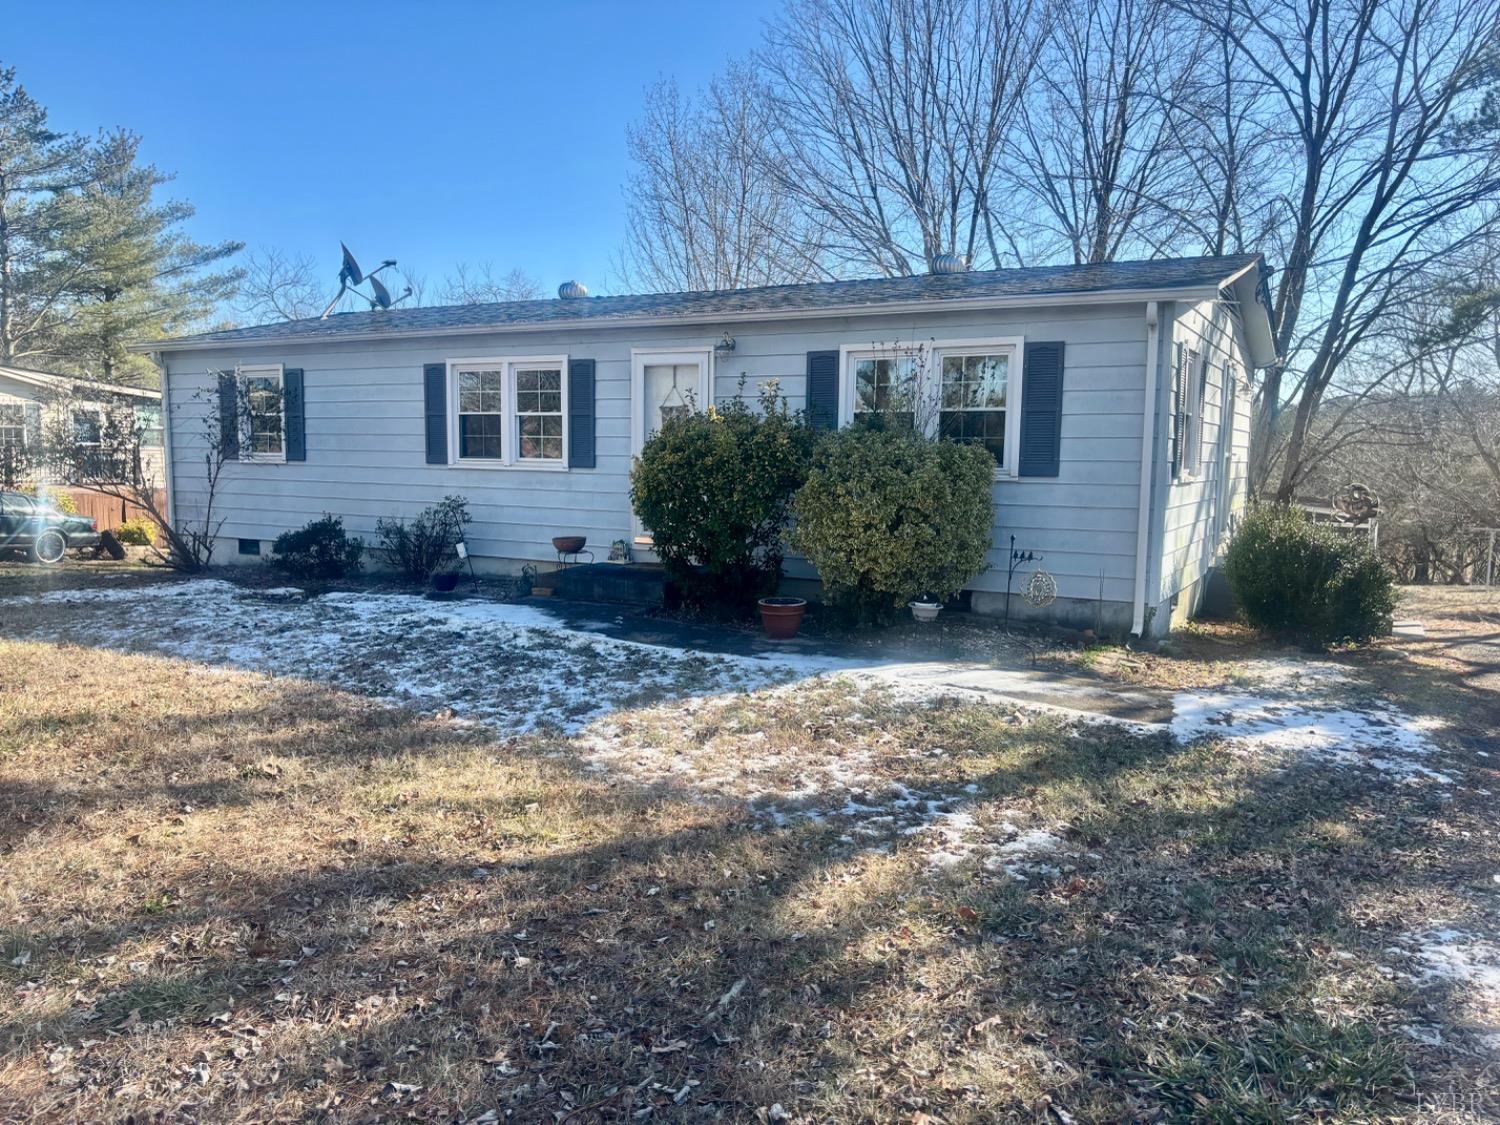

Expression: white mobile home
xmin=136 ymin=255 xmax=1276 ymax=635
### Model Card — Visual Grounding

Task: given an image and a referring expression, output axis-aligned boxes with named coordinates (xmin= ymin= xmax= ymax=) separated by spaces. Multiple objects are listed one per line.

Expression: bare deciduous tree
xmin=437 ymin=263 xmax=541 ymax=304
xmin=40 ymin=379 xmax=243 ymax=570
xmin=1185 ymin=0 xmax=1500 ymax=499
xmin=1008 ymin=0 xmax=1210 ymax=264
xmin=759 ymin=0 xmax=1044 ymax=274
xmin=233 ymin=247 xmax=326 ymax=323
xmin=621 ymin=68 xmax=822 ymax=292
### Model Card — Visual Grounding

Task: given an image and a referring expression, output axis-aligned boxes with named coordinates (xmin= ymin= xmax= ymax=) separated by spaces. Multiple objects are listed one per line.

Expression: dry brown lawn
xmin=2 ymin=579 xmax=1498 ymax=1122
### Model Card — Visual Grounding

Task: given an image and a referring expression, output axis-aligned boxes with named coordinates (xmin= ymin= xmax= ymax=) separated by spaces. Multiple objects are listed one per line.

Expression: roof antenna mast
xmin=320 ymin=242 xmax=413 ymax=318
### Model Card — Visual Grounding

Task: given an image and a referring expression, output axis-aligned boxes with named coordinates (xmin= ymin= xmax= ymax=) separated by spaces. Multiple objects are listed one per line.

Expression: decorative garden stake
xmin=1004 ymin=534 xmax=1041 ymax=629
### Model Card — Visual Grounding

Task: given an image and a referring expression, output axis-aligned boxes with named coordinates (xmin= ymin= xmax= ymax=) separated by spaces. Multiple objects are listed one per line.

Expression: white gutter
xmin=1131 ymin=301 xmax=1161 ymax=637
xmin=128 ymin=285 xmax=1226 ymax=355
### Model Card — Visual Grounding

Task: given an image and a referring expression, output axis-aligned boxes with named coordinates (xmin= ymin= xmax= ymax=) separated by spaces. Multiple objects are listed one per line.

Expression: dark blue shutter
xmin=423 ymin=362 xmax=447 ymax=464
xmin=283 ymin=368 xmax=305 ymax=461
xmin=568 ymin=358 xmax=596 ymax=469
xmin=217 ymin=371 xmax=239 ymax=460
xmin=1018 ymin=341 xmax=1065 ymax=477
xmin=806 ymin=350 xmax=839 ymax=431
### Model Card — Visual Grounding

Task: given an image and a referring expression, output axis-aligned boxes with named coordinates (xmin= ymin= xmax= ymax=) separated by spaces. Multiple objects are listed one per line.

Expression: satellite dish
xmin=340 ymin=242 xmax=365 ymax=286
xmin=320 ymin=243 xmax=408 ymax=318
xmin=369 ymin=274 xmax=392 ymax=309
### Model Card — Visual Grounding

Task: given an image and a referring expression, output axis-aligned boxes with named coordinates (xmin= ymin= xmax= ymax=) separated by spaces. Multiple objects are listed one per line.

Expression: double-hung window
xmin=938 ymin=351 xmax=1011 ymax=466
xmin=514 ymin=366 xmax=564 ymax=461
xmin=72 ymin=408 xmax=103 ymax=446
xmin=0 ymin=403 xmax=26 ymax=454
xmin=456 ymin=366 xmax=506 ymax=459
xmin=239 ymin=365 xmax=286 ymax=460
xmin=135 ymin=404 xmax=163 ymax=448
xmin=450 ymin=356 xmax=567 ymax=467
xmin=849 ymin=351 xmax=920 ymax=430
xmin=841 ymin=337 xmax=1022 ymax=474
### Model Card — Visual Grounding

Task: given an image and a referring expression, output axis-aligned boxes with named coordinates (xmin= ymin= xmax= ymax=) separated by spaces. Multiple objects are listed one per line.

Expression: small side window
xmin=237 ymin=538 xmax=261 ymax=556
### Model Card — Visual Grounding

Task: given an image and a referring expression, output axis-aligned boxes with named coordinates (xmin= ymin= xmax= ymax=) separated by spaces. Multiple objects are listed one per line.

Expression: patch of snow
xmin=1408 ymin=929 xmax=1500 ymax=992
xmin=7 ymin=580 xmax=828 ymax=735
xmin=1173 ymin=660 xmax=1451 ymax=783
xmin=1396 ymin=927 xmax=1500 ymax=1053
xmin=8 ymin=578 xmax=1089 ymax=878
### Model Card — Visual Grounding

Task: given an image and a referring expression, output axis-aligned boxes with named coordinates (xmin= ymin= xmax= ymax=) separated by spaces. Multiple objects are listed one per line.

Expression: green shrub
xmin=791 ymin=424 xmax=995 ymax=624
xmin=630 ymin=384 xmax=815 ymax=613
xmin=1223 ymin=504 xmax=1395 ymax=647
xmin=269 ymin=514 xmax=365 ymax=580
xmin=114 ymin=516 xmax=157 ymax=547
xmin=376 ymin=495 xmax=471 ymax=582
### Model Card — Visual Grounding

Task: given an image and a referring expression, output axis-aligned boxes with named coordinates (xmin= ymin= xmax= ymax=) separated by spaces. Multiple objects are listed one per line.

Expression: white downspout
xmin=150 ymin=351 xmax=176 ymax=530
xmin=1131 ymin=301 xmax=1160 ymax=637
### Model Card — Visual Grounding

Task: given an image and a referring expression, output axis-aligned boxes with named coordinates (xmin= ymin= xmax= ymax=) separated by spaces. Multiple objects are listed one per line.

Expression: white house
xmin=134 ymin=255 xmax=1276 ymax=635
xmin=0 ymin=365 xmax=165 ymax=489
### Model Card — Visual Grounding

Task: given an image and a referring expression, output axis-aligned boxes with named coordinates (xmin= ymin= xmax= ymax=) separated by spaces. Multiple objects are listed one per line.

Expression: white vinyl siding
xmin=1159 ymin=298 xmax=1252 ymax=617
xmin=159 ymin=303 xmax=1154 ymax=617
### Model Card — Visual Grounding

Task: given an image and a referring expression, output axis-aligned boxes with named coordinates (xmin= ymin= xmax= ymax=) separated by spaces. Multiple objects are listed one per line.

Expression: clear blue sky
xmin=7 ymin=1 xmax=779 ymax=303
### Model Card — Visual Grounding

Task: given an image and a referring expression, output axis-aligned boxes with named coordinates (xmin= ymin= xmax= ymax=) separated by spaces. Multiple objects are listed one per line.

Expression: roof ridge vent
xmin=558 ymin=280 xmax=589 ymax=299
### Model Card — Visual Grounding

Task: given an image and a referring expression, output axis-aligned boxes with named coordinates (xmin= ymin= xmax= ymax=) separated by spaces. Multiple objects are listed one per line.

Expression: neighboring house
xmin=134 ymin=255 xmax=1275 ymax=635
xmin=0 ymin=365 xmax=165 ymax=489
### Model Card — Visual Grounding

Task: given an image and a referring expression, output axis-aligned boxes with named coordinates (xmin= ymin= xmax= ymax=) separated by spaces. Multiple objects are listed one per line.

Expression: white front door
xmin=630 ymin=349 xmax=712 ymax=542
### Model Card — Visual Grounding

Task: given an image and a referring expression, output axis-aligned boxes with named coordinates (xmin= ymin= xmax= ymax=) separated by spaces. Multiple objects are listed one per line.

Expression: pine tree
xmin=0 ymin=65 xmax=89 ymax=366
xmin=54 ymin=131 xmax=241 ymax=382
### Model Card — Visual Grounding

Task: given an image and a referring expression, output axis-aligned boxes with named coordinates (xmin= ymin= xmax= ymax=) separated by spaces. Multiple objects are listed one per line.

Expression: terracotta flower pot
xmin=552 ymin=535 xmax=587 ymax=554
xmin=758 ymin=596 xmax=807 ymax=639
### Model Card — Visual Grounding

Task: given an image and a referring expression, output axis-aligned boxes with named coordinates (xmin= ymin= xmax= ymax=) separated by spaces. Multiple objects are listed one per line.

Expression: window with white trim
xmin=240 ymin=366 xmax=286 ymax=459
xmin=841 ymin=338 xmax=1022 ymax=472
xmin=135 ymin=404 xmax=163 ymax=448
xmin=72 ymin=407 xmax=103 ymax=446
xmin=0 ymin=403 xmax=26 ymax=453
xmin=938 ymin=351 xmax=1011 ymax=466
xmin=850 ymin=351 xmax=920 ymax=430
xmin=450 ymin=356 xmax=568 ymax=467
xmin=514 ymin=366 xmax=564 ymax=461
xmin=457 ymin=366 xmax=506 ymax=460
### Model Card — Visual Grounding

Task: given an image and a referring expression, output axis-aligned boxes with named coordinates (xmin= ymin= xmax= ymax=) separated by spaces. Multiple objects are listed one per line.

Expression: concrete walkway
xmin=527 ymin=597 xmax=1174 ymax=726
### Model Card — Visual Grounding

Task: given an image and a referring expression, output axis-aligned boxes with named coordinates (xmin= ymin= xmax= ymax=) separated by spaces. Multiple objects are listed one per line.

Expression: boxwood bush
xmin=1223 ymin=504 xmax=1394 ymax=647
xmin=269 ymin=514 xmax=365 ymax=580
xmin=630 ymin=385 xmax=815 ymax=613
xmin=791 ymin=423 xmax=995 ymax=624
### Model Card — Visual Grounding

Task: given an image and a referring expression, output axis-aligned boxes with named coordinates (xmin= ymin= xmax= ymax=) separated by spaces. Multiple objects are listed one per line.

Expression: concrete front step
xmin=537 ymin=562 xmax=669 ymax=607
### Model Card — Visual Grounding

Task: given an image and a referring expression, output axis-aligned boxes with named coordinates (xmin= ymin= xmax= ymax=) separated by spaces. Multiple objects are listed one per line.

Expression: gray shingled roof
xmin=145 ymin=254 xmax=1262 ymax=350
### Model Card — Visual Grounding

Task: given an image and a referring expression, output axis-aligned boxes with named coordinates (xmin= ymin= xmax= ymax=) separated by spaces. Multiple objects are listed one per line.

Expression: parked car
xmin=0 ymin=491 xmax=101 ymax=564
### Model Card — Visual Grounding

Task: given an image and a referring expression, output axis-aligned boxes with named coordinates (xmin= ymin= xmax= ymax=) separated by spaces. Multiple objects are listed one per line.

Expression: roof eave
xmin=1221 ymin=257 xmax=1278 ymax=368
xmin=131 ymin=284 xmax=1228 ymax=355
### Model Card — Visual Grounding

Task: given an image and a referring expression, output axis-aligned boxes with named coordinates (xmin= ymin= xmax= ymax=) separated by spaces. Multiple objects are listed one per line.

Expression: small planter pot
xmin=910 ymin=600 xmax=943 ymax=623
xmin=758 ymin=596 xmax=807 ymax=640
xmin=431 ymin=571 xmax=460 ymax=594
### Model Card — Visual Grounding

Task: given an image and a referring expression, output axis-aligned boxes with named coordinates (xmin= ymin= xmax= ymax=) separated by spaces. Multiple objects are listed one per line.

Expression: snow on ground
xmin=1172 ymin=658 xmax=1451 ymax=783
xmin=580 ymin=705 xmax=1078 ymax=878
xmin=1393 ymin=927 xmax=1500 ymax=1052
xmin=5 ymin=579 xmax=1081 ymax=877
xmin=7 ymin=580 xmax=841 ymax=733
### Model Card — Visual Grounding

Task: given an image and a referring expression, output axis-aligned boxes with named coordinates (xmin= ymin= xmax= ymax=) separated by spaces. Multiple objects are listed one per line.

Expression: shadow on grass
xmin=0 ymin=631 xmax=1489 ymax=1120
